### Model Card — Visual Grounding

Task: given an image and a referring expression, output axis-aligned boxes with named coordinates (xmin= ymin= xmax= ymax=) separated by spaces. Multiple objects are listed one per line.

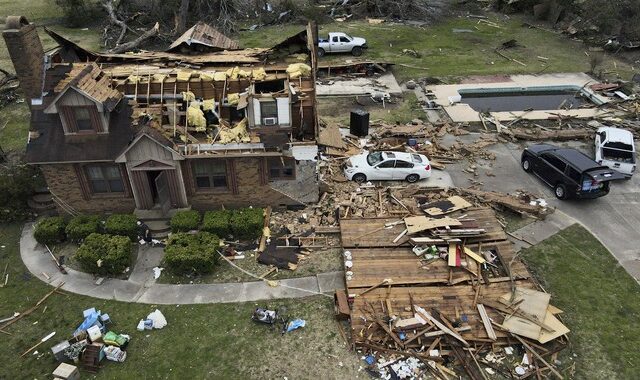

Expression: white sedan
xmin=343 ymin=151 xmax=432 ymax=183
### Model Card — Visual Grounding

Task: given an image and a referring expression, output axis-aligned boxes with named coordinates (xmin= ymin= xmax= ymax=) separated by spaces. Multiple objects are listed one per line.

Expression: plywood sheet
xmin=423 ymin=196 xmax=472 ymax=216
xmin=404 ymin=216 xmax=462 ymax=235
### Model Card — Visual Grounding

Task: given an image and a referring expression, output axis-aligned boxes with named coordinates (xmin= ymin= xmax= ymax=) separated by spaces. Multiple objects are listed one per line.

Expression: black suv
xmin=521 ymin=144 xmax=625 ymax=199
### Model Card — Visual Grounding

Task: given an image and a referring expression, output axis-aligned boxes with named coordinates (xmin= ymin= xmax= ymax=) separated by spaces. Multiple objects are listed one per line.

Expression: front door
xmin=154 ymin=171 xmax=171 ymax=215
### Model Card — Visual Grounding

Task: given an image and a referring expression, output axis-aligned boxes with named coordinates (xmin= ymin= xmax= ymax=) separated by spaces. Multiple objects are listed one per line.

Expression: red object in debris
xmin=455 ymin=245 xmax=462 ymax=267
xmin=590 ymin=83 xmax=620 ymax=92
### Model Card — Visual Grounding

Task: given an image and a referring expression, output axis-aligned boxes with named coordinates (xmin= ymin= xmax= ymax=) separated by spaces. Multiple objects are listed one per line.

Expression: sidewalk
xmin=20 ymin=223 xmax=344 ymax=304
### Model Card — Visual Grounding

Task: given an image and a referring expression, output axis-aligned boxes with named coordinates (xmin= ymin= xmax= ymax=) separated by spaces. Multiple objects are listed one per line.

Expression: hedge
xmin=0 ymin=164 xmax=42 ymax=223
xmin=34 ymin=217 xmax=67 ymax=246
xmin=74 ymin=233 xmax=132 ymax=276
xmin=202 ymin=210 xmax=232 ymax=237
xmin=170 ymin=210 xmax=201 ymax=233
xmin=105 ymin=214 xmax=138 ymax=241
xmin=163 ymin=232 xmax=220 ymax=275
xmin=65 ymin=215 xmax=101 ymax=242
xmin=230 ymin=208 xmax=264 ymax=240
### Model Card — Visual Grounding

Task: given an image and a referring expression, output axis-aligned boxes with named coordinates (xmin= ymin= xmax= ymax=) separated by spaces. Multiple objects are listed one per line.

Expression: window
xmin=74 ymin=107 xmax=93 ymax=131
xmin=85 ymin=165 xmax=124 ymax=194
xmin=541 ymin=153 xmax=566 ymax=172
xmin=268 ymin=157 xmax=295 ymax=180
xmin=260 ymin=101 xmax=278 ymax=119
xmin=332 ymin=36 xmax=339 ymax=43
xmin=567 ymin=166 xmax=582 ymax=182
xmin=395 ymin=160 xmax=414 ymax=168
xmin=377 ymin=160 xmax=395 ymax=168
xmin=193 ymin=160 xmax=227 ymax=189
xmin=339 ymin=36 xmax=351 ymax=43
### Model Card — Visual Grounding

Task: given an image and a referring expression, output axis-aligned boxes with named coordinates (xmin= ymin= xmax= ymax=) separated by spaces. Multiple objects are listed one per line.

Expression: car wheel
xmin=317 ymin=48 xmax=325 ymax=57
xmin=352 ymin=173 xmax=367 ymax=183
xmin=351 ymin=46 xmax=363 ymax=56
xmin=554 ymin=183 xmax=567 ymax=200
xmin=406 ymin=174 xmax=420 ymax=183
xmin=522 ymin=158 xmax=532 ymax=172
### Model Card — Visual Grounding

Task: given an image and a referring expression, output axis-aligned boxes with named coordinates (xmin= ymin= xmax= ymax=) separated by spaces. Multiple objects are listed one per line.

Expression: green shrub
xmin=202 ymin=210 xmax=232 ymax=237
xmin=65 ymin=215 xmax=101 ymax=242
xmin=170 ymin=210 xmax=201 ymax=233
xmin=75 ymin=233 xmax=132 ymax=276
xmin=0 ymin=164 xmax=43 ymax=222
xmin=230 ymin=208 xmax=264 ymax=240
xmin=105 ymin=214 xmax=138 ymax=241
xmin=163 ymin=232 xmax=220 ymax=275
xmin=33 ymin=217 xmax=66 ymax=246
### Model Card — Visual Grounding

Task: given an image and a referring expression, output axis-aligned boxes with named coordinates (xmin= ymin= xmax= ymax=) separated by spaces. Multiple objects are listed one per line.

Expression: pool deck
xmin=428 ymin=73 xmax=618 ymax=123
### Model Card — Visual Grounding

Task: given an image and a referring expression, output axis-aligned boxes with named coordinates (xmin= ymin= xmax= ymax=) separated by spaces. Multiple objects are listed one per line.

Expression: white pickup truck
xmin=317 ymin=32 xmax=367 ymax=57
xmin=595 ymin=126 xmax=636 ymax=177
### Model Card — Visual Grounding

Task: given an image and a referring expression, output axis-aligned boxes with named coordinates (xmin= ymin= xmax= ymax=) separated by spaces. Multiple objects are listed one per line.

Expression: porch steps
xmin=27 ymin=191 xmax=56 ymax=215
xmin=145 ymin=219 xmax=172 ymax=239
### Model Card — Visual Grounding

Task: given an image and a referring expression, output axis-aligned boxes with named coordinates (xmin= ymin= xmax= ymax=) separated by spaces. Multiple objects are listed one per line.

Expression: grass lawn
xmin=158 ymin=247 xmax=343 ymax=284
xmin=521 ymin=224 xmax=640 ymax=380
xmin=0 ymin=224 xmax=359 ymax=379
xmin=317 ymin=92 xmax=427 ymax=127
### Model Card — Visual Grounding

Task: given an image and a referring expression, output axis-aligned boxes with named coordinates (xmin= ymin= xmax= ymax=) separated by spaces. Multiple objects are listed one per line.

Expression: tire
xmin=406 ymin=174 xmax=420 ymax=183
xmin=351 ymin=46 xmax=363 ymax=56
xmin=352 ymin=173 xmax=367 ymax=183
xmin=554 ymin=183 xmax=567 ymax=200
xmin=522 ymin=157 xmax=532 ymax=172
xmin=317 ymin=48 xmax=325 ymax=58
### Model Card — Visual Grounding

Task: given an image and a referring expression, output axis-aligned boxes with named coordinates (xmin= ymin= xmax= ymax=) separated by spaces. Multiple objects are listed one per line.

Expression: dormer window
xmin=74 ymin=107 xmax=93 ymax=131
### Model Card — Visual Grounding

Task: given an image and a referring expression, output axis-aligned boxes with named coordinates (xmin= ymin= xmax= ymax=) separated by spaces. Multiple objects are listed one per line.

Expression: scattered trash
xmin=146 ymin=309 xmax=167 ymax=329
xmin=285 ymin=318 xmax=305 ymax=332
xmin=152 ymin=267 xmax=164 ymax=279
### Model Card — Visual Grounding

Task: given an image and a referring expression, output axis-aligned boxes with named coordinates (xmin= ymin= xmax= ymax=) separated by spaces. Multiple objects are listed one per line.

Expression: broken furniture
xmin=52 ymin=363 xmax=80 ymax=380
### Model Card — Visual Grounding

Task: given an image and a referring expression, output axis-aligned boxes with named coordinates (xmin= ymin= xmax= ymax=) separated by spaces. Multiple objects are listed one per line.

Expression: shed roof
xmin=168 ymin=22 xmax=240 ymax=52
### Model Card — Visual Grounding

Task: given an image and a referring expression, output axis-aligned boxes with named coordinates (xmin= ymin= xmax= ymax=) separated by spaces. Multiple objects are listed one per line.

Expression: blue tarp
xmin=74 ymin=311 xmax=101 ymax=336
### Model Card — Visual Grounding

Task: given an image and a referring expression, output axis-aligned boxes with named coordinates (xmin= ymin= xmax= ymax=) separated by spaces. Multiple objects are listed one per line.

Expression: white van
xmin=595 ymin=127 xmax=636 ymax=177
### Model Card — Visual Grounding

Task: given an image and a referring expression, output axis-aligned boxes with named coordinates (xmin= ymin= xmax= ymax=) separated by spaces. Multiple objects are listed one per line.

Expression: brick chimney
xmin=2 ymin=16 xmax=45 ymax=105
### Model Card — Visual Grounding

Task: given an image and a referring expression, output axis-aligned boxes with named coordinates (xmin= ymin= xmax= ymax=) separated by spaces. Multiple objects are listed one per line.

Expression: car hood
xmin=352 ymin=37 xmax=367 ymax=45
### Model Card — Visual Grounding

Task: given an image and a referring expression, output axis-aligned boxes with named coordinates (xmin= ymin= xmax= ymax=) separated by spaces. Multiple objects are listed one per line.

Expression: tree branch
xmin=107 ymin=22 xmax=160 ymax=54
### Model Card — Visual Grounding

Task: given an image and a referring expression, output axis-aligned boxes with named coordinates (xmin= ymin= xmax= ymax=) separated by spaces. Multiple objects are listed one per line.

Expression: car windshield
xmin=367 ymin=152 xmax=383 ymax=166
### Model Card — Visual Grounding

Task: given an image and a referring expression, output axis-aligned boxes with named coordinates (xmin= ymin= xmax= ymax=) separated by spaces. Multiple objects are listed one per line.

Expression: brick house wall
xmin=183 ymin=157 xmax=301 ymax=210
xmin=40 ymin=163 xmax=136 ymax=215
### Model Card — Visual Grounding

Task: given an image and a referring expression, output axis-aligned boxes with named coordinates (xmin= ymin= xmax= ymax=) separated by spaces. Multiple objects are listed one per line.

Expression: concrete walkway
xmin=20 ymin=223 xmax=344 ymax=305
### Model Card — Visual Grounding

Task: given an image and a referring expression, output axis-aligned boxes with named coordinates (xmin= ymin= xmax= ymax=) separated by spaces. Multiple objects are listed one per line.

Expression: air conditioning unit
xmin=263 ymin=117 xmax=278 ymax=126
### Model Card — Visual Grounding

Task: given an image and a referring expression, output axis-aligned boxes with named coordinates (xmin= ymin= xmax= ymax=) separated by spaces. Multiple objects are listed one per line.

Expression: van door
xmin=538 ymin=153 xmax=566 ymax=185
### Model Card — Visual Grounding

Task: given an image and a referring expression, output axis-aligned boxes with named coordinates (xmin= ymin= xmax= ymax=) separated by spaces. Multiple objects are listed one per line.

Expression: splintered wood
xmin=340 ymin=206 xmax=568 ymax=377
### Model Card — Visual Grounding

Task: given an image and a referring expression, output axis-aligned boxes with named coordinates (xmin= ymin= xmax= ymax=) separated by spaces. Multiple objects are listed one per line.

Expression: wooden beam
xmin=414 ymin=306 xmax=469 ymax=347
xmin=477 ymin=304 xmax=497 ymax=341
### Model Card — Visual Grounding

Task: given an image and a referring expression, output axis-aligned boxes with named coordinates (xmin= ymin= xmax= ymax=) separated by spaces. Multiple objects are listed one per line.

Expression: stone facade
xmin=40 ymin=164 xmax=136 ymax=215
xmin=184 ymin=157 xmax=303 ymax=210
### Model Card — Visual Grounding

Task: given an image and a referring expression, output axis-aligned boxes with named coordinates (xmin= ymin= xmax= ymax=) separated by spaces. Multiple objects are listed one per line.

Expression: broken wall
xmin=269 ymin=159 xmax=319 ymax=204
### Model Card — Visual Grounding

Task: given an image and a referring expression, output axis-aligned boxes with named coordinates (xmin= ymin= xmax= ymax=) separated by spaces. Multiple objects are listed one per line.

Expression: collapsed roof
xmin=167 ymin=22 xmax=240 ymax=53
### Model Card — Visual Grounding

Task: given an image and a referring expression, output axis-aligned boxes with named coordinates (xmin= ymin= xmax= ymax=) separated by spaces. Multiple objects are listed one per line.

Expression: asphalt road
xmin=445 ymin=134 xmax=640 ymax=282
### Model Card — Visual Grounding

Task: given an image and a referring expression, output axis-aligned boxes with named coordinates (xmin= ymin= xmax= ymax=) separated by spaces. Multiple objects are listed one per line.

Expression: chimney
xmin=2 ymin=16 xmax=45 ymax=106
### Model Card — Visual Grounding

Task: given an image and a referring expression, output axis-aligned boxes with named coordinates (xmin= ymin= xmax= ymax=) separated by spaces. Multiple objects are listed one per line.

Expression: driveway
xmin=444 ymin=133 xmax=640 ymax=282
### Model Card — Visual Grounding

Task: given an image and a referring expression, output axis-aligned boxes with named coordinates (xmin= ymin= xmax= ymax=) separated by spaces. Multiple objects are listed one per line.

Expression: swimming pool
xmin=457 ymin=86 xmax=601 ymax=112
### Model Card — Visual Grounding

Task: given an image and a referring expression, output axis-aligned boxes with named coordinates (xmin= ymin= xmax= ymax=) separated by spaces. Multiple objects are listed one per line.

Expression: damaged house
xmin=3 ymin=16 xmax=319 ymax=215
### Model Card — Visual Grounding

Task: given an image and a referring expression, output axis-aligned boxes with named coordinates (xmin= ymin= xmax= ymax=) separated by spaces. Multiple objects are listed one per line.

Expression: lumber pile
xmin=460 ymin=188 xmax=553 ymax=218
xmin=338 ymin=197 xmax=569 ymax=379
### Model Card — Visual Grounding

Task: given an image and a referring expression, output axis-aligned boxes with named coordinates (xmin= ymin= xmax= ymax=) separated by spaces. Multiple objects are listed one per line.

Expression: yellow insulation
xmin=187 ymin=105 xmax=207 ymax=132
xmin=286 ymin=63 xmax=311 ymax=79
xmin=218 ymin=118 xmax=250 ymax=144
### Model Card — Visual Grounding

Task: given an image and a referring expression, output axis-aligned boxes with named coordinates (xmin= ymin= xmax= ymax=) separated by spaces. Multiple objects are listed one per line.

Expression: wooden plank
xmin=477 ymin=304 xmax=497 ymax=341
xmin=538 ymin=310 xmax=570 ymax=344
xmin=414 ymin=306 xmax=469 ymax=346
xmin=464 ymin=247 xmax=486 ymax=264
xmin=448 ymin=243 xmax=457 ymax=267
xmin=405 ymin=216 xmax=462 ymax=235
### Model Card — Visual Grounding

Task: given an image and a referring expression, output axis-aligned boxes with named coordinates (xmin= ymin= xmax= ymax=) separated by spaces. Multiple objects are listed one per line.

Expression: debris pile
xmin=337 ymin=193 xmax=568 ymax=379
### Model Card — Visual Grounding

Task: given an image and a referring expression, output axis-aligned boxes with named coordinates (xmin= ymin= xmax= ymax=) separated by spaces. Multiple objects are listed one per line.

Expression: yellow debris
xmin=187 ymin=104 xmax=207 ymax=132
xmin=226 ymin=66 xmax=240 ymax=80
xmin=218 ymin=118 xmax=249 ymax=144
xmin=286 ymin=63 xmax=311 ymax=79
xmin=152 ymin=73 xmax=167 ymax=82
xmin=200 ymin=72 xmax=215 ymax=81
xmin=177 ymin=70 xmax=192 ymax=81
xmin=227 ymin=93 xmax=239 ymax=106
xmin=127 ymin=75 xmax=141 ymax=84
xmin=213 ymin=71 xmax=227 ymax=81
xmin=202 ymin=98 xmax=216 ymax=112
xmin=238 ymin=69 xmax=252 ymax=78
xmin=182 ymin=91 xmax=196 ymax=102
xmin=266 ymin=280 xmax=279 ymax=287
xmin=252 ymin=68 xmax=267 ymax=81
xmin=289 ymin=53 xmax=308 ymax=62
xmin=262 ymin=226 xmax=271 ymax=238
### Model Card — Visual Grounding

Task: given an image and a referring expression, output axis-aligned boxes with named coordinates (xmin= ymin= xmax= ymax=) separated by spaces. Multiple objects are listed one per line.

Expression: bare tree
xmin=176 ymin=0 xmax=190 ymax=35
